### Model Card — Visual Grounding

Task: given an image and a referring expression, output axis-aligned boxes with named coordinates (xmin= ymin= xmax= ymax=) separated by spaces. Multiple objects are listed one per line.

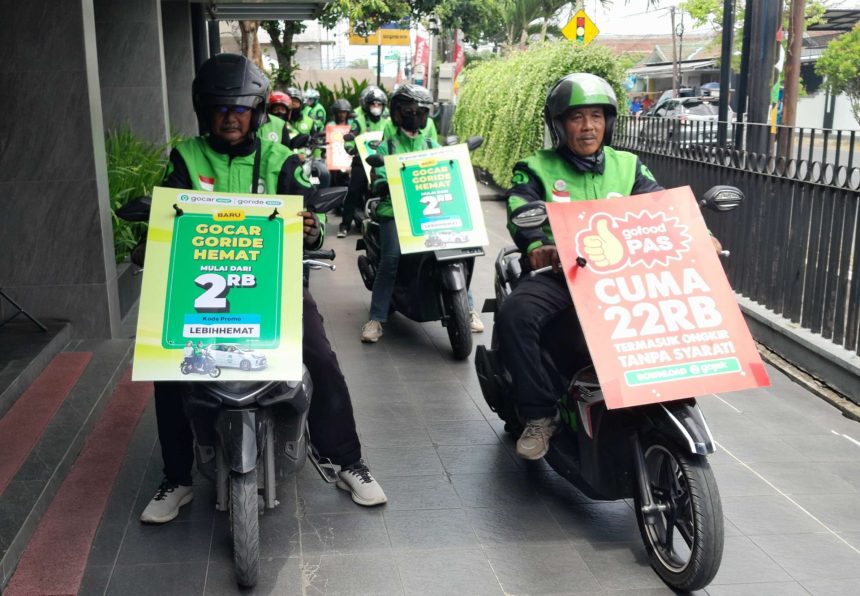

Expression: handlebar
xmin=303 ymin=249 xmax=335 ymax=261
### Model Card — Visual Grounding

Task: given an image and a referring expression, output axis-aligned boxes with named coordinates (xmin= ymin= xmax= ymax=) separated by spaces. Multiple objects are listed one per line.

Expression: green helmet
xmin=545 ymin=73 xmax=618 ymax=148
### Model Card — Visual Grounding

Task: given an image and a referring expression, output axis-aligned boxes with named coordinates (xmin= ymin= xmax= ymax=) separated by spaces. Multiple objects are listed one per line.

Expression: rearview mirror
xmin=365 ymin=154 xmax=385 ymax=168
xmin=700 ymin=185 xmax=744 ymax=212
xmin=306 ymin=186 xmax=348 ymax=213
xmin=116 ymin=196 xmax=152 ymax=222
xmin=288 ymin=134 xmax=310 ymax=149
xmin=466 ymin=136 xmax=484 ymax=151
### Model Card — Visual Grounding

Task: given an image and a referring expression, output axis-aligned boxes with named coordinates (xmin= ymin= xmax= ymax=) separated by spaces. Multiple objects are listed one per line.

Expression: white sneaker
xmin=336 ymin=460 xmax=388 ymax=506
xmin=516 ymin=414 xmax=561 ymax=460
xmin=140 ymin=480 xmax=193 ymax=523
xmin=469 ymin=310 xmax=484 ymax=333
xmin=361 ymin=320 xmax=383 ymax=343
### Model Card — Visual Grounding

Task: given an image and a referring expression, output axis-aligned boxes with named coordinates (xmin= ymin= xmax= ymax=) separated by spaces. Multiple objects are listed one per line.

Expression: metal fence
xmin=614 ymin=115 xmax=860 ymax=356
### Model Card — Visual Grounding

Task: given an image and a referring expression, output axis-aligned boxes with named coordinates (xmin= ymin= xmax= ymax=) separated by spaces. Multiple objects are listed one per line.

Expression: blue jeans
xmin=369 ymin=218 xmax=400 ymax=322
xmin=369 ymin=218 xmax=477 ymax=321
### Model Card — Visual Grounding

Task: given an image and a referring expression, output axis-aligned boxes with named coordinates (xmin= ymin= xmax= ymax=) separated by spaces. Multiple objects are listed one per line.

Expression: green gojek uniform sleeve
xmin=505 ymin=147 xmax=640 ymax=254
xmin=372 ymin=129 xmax=441 ymax=219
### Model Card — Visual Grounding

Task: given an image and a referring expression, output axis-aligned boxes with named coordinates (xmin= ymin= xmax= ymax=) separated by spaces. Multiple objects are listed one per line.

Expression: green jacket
xmin=382 ymin=118 xmax=437 ymax=144
xmin=372 ymin=128 xmax=440 ymax=219
xmin=354 ymin=109 xmax=390 ymax=135
xmin=308 ymin=103 xmax=327 ymax=125
xmin=287 ymin=111 xmax=319 ymax=138
xmin=164 ymin=135 xmax=325 ymax=248
xmin=506 ymin=147 xmax=660 ymax=254
xmin=258 ymin=114 xmax=289 ymax=146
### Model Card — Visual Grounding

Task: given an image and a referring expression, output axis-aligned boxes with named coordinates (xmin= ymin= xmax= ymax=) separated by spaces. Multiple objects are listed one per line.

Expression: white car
xmin=207 ymin=344 xmax=268 ymax=371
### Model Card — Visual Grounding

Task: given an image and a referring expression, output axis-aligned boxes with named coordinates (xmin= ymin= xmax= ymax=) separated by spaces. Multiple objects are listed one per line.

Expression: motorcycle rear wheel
xmin=445 ymin=288 xmax=472 ymax=360
xmin=634 ymin=438 xmax=724 ymax=592
xmin=230 ymin=469 xmax=260 ymax=587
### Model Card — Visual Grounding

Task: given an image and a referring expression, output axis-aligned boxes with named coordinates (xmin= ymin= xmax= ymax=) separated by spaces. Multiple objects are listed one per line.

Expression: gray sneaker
xmin=516 ymin=414 xmax=560 ymax=460
xmin=336 ymin=460 xmax=387 ymax=506
xmin=140 ymin=480 xmax=193 ymax=524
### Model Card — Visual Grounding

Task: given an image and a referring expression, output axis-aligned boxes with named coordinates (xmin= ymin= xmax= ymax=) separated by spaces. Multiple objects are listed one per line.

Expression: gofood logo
xmin=575 ymin=210 xmax=691 ymax=274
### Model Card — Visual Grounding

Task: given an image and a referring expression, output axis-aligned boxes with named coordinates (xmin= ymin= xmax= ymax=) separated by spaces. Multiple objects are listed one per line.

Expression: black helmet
xmin=389 ymin=84 xmax=434 ymax=133
xmin=192 ymin=53 xmax=269 ymax=133
xmin=331 ymin=99 xmax=352 ymax=113
xmin=286 ymin=86 xmax=303 ymax=103
xmin=359 ymin=86 xmax=388 ymax=112
xmin=544 ymin=73 xmax=618 ymax=148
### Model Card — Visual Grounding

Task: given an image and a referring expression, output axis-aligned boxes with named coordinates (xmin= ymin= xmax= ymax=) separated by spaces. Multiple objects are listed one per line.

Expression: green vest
xmin=382 ymin=118 xmax=437 ymax=143
xmin=519 ymin=147 xmax=638 ymax=203
xmin=354 ymin=110 xmax=389 ymax=134
xmin=287 ymin=112 xmax=316 ymax=137
xmin=259 ymin=115 xmax=288 ymax=145
xmin=308 ymin=103 xmax=327 ymax=124
xmin=174 ymin=136 xmax=292 ymax=195
xmin=510 ymin=147 xmax=640 ymax=251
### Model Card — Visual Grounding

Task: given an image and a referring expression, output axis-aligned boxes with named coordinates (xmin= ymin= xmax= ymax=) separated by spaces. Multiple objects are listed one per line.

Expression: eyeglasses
xmin=214 ymin=105 xmax=250 ymax=114
xmin=399 ymin=107 xmax=429 ymax=117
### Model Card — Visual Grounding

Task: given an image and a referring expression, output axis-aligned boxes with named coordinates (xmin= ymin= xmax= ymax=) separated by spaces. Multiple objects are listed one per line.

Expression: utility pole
xmin=746 ymin=0 xmax=782 ymax=155
xmin=734 ymin=4 xmax=753 ymax=149
xmin=780 ymin=0 xmax=805 ymax=156
xmin=376 ymin=44 xmax=382 ymax=87
xmin=717 ymin=0 xmax=735 ymax=146
xmin=671 ymin=6 xmax=679 ymax=98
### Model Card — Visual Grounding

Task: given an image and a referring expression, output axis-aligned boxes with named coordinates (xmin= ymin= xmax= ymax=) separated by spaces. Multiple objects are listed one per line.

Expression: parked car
xmin=638 ymin=97 xmax=734 ymax=149
xmin=207 ymin=343 xmax=268 ymax=371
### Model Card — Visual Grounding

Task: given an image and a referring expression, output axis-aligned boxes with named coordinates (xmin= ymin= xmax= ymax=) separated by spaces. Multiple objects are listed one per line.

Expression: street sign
xmin=562 ymin=10 xmax=599 ymax=45
xmin=349 ymin=22 xmax=410 ymax=46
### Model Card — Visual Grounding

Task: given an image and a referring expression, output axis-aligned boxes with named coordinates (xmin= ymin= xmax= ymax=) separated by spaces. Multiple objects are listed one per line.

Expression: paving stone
xmin=302 ymin=552 xmax=404 ymax=595
xmin=801 ymin=577 xmax=860 ymax=596
xmin=363 ymin=446 xmax=445 ymax=477
xmin=426 ymin=419 xmax=500 ymax=446
xmin=706 ymin=582 xmax=812 ymax=595
xmin=373 ymin=474 xmax=462 ymax=511
xmin=384 ymin=508 xmax=479 ymax=550
xmin=300 ymin=511 xmax=390 ymax=556
xmin=436 ymin=444 xmax=520 ymax=475
xmin=750 ymin=532 xmax=860 ymax=581
xmin=450 ymin=471 xmax=542 ymax=508
xmin=106 ymin=561 xmax=207 ymax=596
xmin=395 ymin=547 xmax=503 ymax=595
xmin=722 ymin=495 xmax=825 ymax=536
xmin=792 ymin=493 xmax=860 ymax=532
xmin=575 ymin=541 xmax=666 ymax=591
xmin=484 ymin=543 xmax=602 ymax=594
xmin=115 ymin=520 xmax=213 ymax=566
xmin=709 ymin=536 xmax=792 ymax=585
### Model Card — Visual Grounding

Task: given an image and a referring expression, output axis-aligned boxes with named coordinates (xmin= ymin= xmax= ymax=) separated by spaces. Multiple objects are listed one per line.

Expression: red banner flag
xmin=413 ymin=35 xmax=430 ymax=87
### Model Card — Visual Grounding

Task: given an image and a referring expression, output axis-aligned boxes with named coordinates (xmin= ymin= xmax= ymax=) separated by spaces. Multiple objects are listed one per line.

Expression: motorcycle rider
xmin=260 ymin=90 xmax=291 ymax=145
xmin=285 ymin=86 xmax=320 ymax=137
xmin=497 ymin=73 xmax=722 ymax=460
xmin=359 ymin=84 xmax=484 ymax=343
xmin=337 ymin=87 xmax=390 ymax=238
xmin=140 ymin=54 xmax=386 ymax=524
xmin=304 ymin=88 xmax=327 ymax=126
xmin=327 ymin=99 xmax=360 ymax=187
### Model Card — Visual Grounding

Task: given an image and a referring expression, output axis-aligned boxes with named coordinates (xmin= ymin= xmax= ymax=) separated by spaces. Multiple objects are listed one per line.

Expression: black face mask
xmin=400 ymin=112 xmax=428 ymax=134
xmin=287 ymin=109 xmax=302 ymax=123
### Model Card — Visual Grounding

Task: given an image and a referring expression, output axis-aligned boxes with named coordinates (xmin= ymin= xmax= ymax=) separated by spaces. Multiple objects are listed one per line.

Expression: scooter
xmin=180 ymin=351 xmax=221 ymax=378
xmin=118 ymin=187 xmax=346 ymax=588
xmin=355 ymin=137 xmax=485 ymax=360
xmin=474 ymin=186 xmax=744 ymax=592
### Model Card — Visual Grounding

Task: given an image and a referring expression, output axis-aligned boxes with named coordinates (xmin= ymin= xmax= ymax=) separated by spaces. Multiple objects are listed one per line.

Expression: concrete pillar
xmin=161 ymin=0 xmax=197 ymax=137
xmin=0 ymin=0 xmax=121 ymax=338
xmin=94 ymin=0 xmax=170 ymax=144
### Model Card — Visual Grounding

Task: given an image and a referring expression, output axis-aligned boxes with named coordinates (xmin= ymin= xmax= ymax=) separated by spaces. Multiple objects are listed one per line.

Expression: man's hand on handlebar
xmin=300 ymin=211 xmax=321 ymax=247
xmin=710 ymin=235 xmax=723 ymax=254
xmin=529 ymin=245 xmax=561 ymax=273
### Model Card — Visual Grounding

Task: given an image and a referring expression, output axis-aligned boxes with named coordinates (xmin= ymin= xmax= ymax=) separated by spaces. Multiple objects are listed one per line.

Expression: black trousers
xmin=495 ymin=272 xmax=589 ymax=420
xmin=155 ymin=288 xmax=362 ymax=486
xmin=340 ymin=155 xmax=367 ymax=231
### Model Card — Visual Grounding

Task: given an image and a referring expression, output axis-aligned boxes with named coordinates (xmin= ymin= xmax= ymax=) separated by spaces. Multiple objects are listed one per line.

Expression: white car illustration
xmin=207 ymin=344 xmax=268 ymax=371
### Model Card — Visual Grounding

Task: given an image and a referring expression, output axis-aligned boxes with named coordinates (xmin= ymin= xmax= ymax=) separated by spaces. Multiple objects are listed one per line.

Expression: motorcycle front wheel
xmin=230 ymin=469 xmax=260 ymax=587
xmin=634 ymin=437 xmax=724 ymax=592
xmin=444 ymin=288 xmax=472 ymax=360
xmin=208 ymin=366 xmax=222 ymax=379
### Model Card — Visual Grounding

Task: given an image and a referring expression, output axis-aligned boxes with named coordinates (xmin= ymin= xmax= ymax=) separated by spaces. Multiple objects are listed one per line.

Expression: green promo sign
xmin=133 ymin=187 xmax=305 ymax=382
xmin=386 ymin=144 xmax=489 ymax=254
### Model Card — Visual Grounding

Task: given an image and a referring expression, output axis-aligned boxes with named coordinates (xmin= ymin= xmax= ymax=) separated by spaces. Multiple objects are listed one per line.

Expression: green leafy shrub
xmin=453 ymin=41 xmax=627 ymax=187
xmin=106 ymin=129 xmax=173 ymax=263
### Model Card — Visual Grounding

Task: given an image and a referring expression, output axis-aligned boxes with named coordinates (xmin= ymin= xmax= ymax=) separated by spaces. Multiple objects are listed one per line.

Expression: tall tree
xmin=815 ymin=22 xmax=860 ymax=123
xmin=238 ymin=21 xmax=264 ymax=70
xmin=260 ymin=20 xmax=306 ymax=88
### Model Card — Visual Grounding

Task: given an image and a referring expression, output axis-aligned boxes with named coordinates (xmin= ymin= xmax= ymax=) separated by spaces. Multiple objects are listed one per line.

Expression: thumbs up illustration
xmin=582 ymin=217 xmax=624 ymax=267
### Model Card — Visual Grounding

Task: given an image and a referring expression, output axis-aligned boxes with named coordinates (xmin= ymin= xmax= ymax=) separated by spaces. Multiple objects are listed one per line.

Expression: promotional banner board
xmin=349 ymin=22 xmax=410 ymax=46
xmin=547 ymin=186 xmax=769 ymax=409
xmin=355 ymin=131 xmax=384 ymax=181
xmin=133 ymin=187 xmax=304 ymax=382
xmin=326 ymin=124 xmax=352 ymax=172
xmin=384 ymin=144 xmax=488 ymax=254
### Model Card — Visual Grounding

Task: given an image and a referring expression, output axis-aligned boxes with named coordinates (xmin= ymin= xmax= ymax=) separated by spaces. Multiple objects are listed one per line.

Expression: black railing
xmin=614 ymin=115 xmax=860 ymax=356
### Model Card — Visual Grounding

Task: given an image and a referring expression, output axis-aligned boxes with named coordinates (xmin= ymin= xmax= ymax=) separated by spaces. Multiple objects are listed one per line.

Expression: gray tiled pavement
xmin=81 ymin=198 xmax=860 ymax=595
